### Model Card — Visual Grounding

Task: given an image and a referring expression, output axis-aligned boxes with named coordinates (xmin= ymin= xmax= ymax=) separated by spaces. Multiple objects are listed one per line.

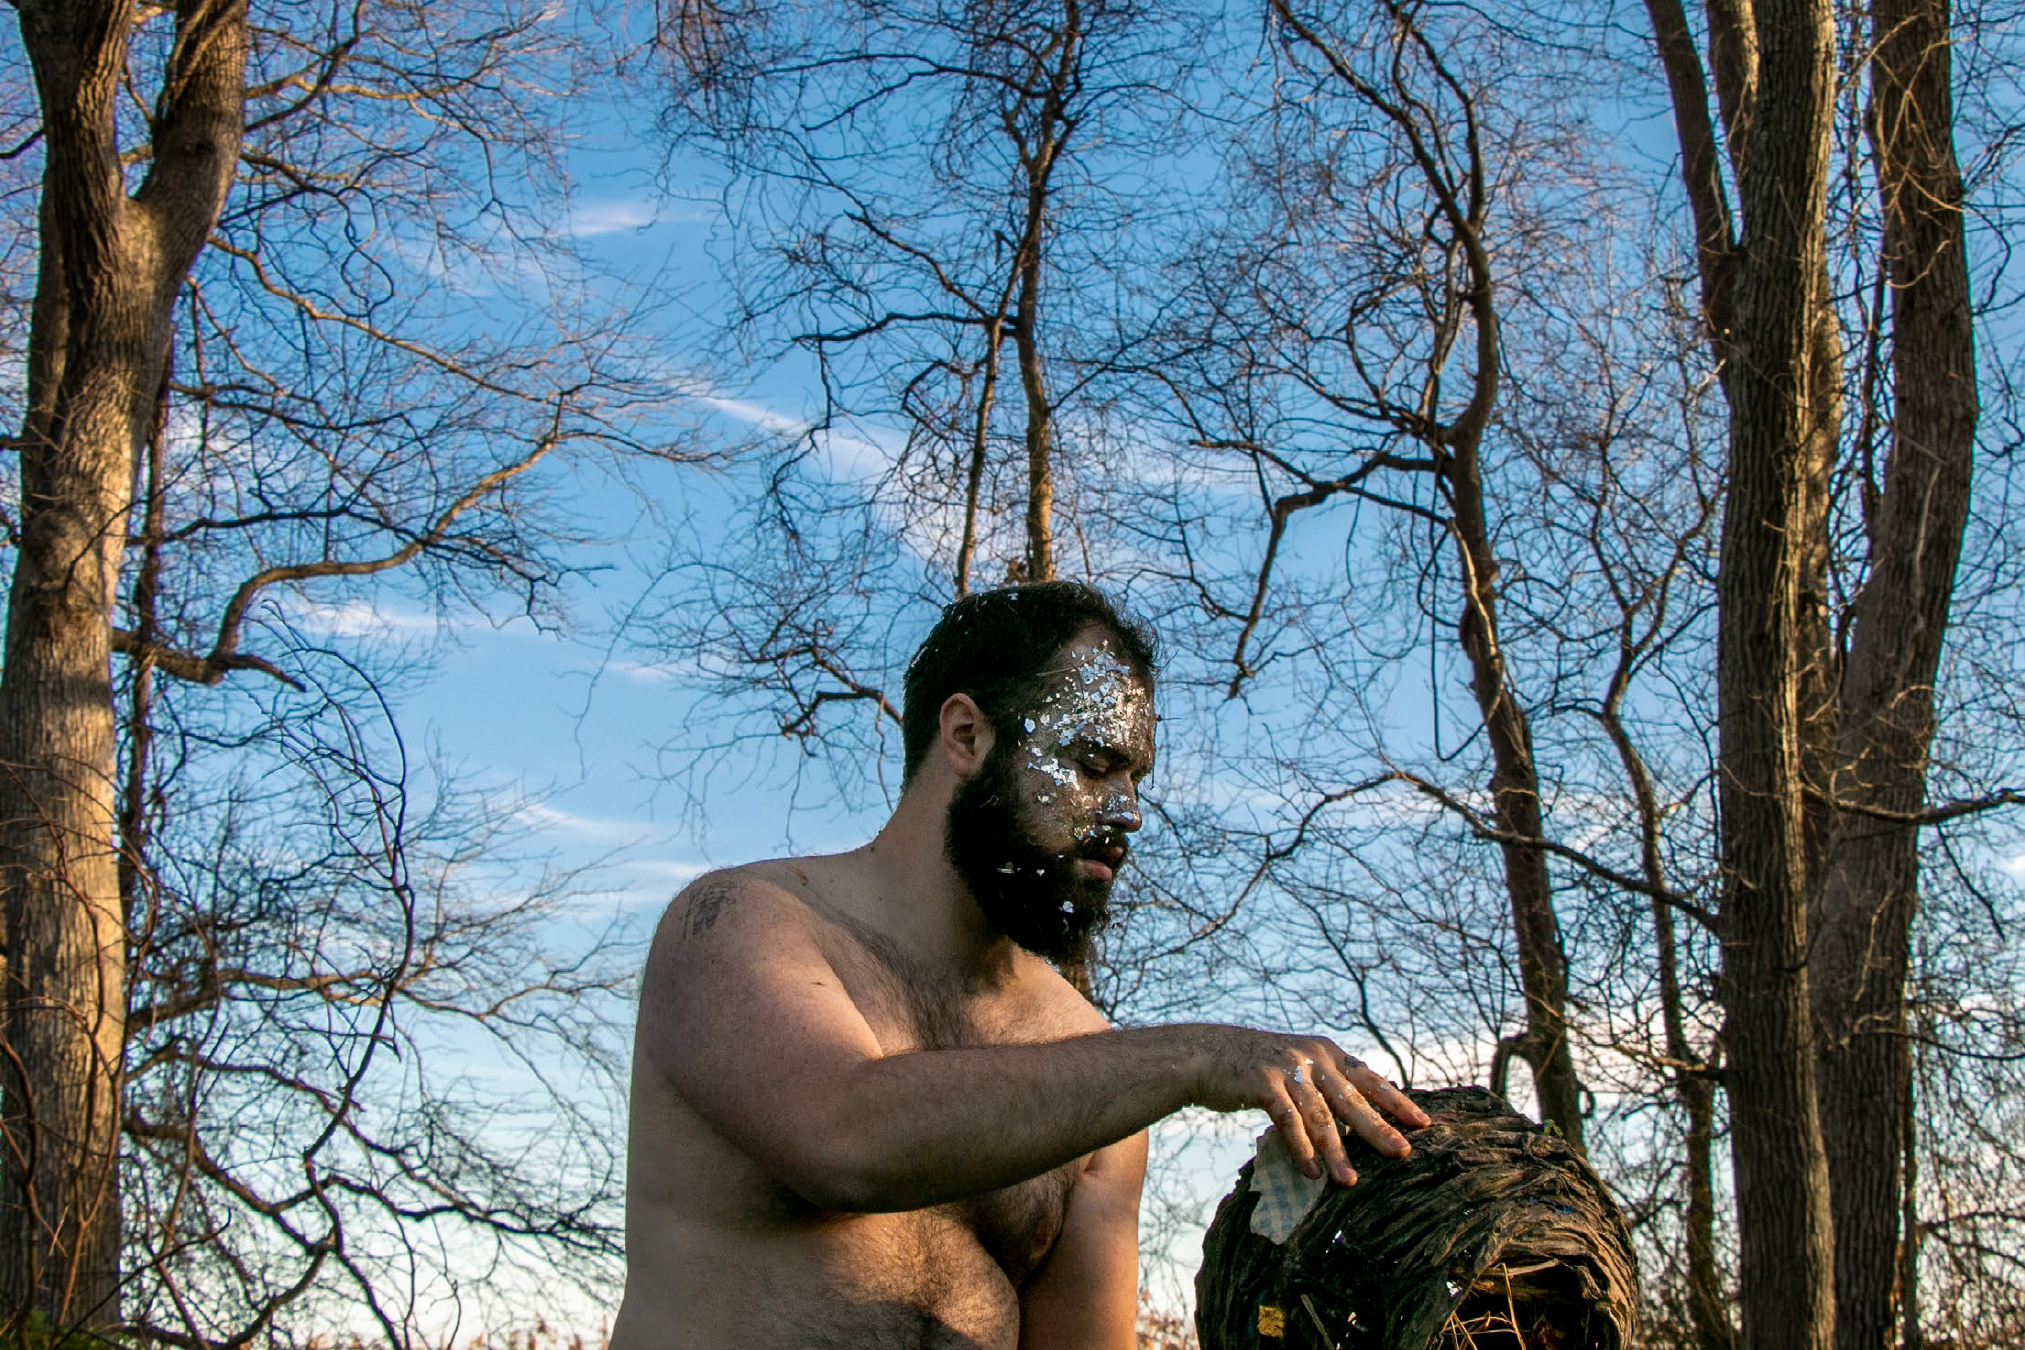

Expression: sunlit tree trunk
xmin=1813 ymin=3 xmax=1977 ymax=1346
xmin=0 ymin=0 xmax=246 ymax=1328
xmin=1709 ymin=1 xmax=1841 ymax=1345
xmin=1449 ymin=443 xmax=1584 ymax=1152
xmin=1011 ymin=11 xmax=1073 ymax=590
xmin=1016 ymin=250 xmax=1055 ymax=586
xmin=953 ymin=319 xmax=1004 ymax=598
xmin=1643 ymin=0 xmax=1840 ymax=1340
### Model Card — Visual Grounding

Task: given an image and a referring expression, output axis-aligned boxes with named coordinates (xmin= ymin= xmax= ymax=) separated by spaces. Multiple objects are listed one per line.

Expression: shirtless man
xmin=613 ymin=582 xmax=1430 ymax=1349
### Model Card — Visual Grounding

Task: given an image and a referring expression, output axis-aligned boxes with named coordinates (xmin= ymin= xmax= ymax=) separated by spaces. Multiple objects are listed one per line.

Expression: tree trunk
xmin=1015 ymin=184 xmax=1055 ymax=587
xmin=1712 ymin=2 xmax=1840 ymax=1348
xmin=1813 ymin=3 xmax=1977 ymax=1346
xmin=1016 ymin=150 xmax=1075 ymax=989
xmin=953 ymin=315 xmax=1004 ymax=598
xmin=1008 ymin=2 xmax=1078 ymax=590
xmin=999 ymin=9 xmax=1083 ymax=982
xmin=1447 ymin=446 xmax=1584 ymax=1151
xmin=1898 ymin=1061 xmax=1924 ymax=1350
xmin=0 ymin=1 xmax=246 ymax=1328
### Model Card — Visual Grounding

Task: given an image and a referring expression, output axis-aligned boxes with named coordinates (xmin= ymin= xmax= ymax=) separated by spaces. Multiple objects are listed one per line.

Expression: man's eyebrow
xmin=1069 ymin=735 xmax=1154 ymax=770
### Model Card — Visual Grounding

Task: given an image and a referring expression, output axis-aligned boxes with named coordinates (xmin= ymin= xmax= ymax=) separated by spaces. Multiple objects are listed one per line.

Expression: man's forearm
xmin=796 ymin=1024 xmax=1216 ymax=1212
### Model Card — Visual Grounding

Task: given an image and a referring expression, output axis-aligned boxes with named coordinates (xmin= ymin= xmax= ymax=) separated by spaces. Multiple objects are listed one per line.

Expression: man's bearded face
xmin=944 ymin=636 xmax=1154 ymax=963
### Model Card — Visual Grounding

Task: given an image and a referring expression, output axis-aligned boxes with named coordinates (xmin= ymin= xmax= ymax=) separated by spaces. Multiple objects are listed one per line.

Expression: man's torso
xmin=613 ymin=858 xmax=1101 ymax=1349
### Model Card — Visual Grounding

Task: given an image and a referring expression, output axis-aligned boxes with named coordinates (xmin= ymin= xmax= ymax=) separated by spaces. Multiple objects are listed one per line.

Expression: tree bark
xmin=1711 ymin=1 xmax=1840 ymax=1347
xmin=1643 ymin=0 xmax=1844 ymax=1341
xmin=1898 ymin=1061 xmax=1924 ymax=1350
xmin=1016 ymin=247 xmax=1054 ymax=586
xmin=1812 ymin=3 xmax=1977 ymax=1347
xmin=1006 ymin=0 xmax=1081 ymax=592
xmin=1448 ymin=443 xmax=1584 ymax=1152
xmin=0 ymin=0 xmax=246 ymax=1328
xmin=1013 ymin=138 xmax=1061 ymax=588
xmin=953 ymin=318 xmax=1004 ymax=598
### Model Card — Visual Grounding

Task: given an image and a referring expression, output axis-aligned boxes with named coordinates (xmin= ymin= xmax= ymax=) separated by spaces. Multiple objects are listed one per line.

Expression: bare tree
xmin=120 ymin=661 xmax=632 ymax=1346
xmin=642 ymin=0 xmax=1201 ymax=991
xmin=1 ymin=2 xmax=251 ymax=1324
xmin=0 ymin=0 xmax=686 ymax=1335
xmin=619 ymin=1 xmax=2025 ymax=1338
xmin=1639 ymin=0 xmax=1996 ymax=1343
xmin=1811 ymin=5 xmax=1979 ymax=1346
xmin=1136 ymin=0 xmax=1597 ymax=1147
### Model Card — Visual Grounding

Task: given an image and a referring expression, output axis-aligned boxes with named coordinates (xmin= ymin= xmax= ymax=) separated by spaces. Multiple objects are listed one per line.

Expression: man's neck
xmin=858 ymin=784 xmax=1021 ymax=983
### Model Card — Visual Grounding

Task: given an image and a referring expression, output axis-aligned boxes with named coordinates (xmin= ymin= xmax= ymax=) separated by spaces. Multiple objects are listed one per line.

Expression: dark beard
xmin=945 ymin=742 xmax=1115 ymax=964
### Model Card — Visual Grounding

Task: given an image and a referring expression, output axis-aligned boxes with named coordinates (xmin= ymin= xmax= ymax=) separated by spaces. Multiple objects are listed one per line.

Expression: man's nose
xmin=1099 ymin=779 xmax=1142 ymax=832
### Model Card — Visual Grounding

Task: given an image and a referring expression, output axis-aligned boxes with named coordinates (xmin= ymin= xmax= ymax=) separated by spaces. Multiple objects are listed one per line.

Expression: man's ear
xmin=938 ymin=693 xmax=994 ymax=778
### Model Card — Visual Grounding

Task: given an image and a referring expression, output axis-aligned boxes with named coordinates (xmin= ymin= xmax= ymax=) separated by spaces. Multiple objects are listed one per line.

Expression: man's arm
xmin=1016 ymin=1130 xmax=1147 ymax=1350
xmin=640 ymin=870 xmax=1425 ymax=1211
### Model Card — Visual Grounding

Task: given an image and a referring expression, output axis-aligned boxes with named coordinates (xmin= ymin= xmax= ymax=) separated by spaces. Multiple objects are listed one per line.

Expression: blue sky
xmin=146 ymin=4 xmax=2025 ymax=1334
xmin=294 ymin=87 xmax=1354 ymax=1329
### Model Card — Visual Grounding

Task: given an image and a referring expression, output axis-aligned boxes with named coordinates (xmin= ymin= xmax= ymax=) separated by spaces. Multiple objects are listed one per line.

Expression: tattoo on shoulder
xmin=676 ymin=878 xmax=738 ymax=939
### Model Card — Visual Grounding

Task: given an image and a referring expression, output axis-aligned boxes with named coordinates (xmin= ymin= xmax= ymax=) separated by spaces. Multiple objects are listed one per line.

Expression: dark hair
xmin=901 ymin=581 xmax=1157 ymax=783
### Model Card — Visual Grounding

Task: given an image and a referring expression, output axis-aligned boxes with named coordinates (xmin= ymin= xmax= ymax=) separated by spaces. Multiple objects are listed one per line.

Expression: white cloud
xmin=290 ymin=597 xmax=448 ymax=639
xmin=607 ymin=656 xmax=706 ymax=685
xmin=695 ymin=393 xmax=803 ymax=434
xmin=2000 ymin=851 xmax=2025 ymax=879
xmin=506 ymin=809 xmax=714 ymax=892
xmin=577 ymin=859 xmax=716 ymax=911
xmin=514 ymin=801 xmax=652 ymax=843
xmin=693 ymin=394 xmax=905 ymax=482
xmin=568 ymin=197 xmax=658 ymax=238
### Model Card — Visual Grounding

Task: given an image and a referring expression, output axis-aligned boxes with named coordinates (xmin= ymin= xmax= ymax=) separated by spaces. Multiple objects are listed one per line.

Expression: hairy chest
xmin=822 ymin=931 xmax=1085 ymax=1287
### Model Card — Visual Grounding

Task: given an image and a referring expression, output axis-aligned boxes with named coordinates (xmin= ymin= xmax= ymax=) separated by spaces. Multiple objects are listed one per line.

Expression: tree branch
xmin=1640 ymin=0 xmax=1739 ymax=348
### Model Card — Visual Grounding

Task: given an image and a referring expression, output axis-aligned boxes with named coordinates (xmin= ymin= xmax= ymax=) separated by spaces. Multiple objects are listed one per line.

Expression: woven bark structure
xmin=1196 ymin=1087 xmax=1638 ymax=1350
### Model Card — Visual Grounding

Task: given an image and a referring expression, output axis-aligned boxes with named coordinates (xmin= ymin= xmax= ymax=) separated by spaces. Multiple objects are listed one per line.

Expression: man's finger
xmin=1324 ymin=1076 xmax=1411 ymax=1159
xmin=1304 ymin=1092 xmax=1352 ymax=1190
xmin=1265 ymin=1087 xmax=1323 ymax=1180
xmin=1296 ymin=1083 xmax=1356 ymax=1186
xmin=1344 ymin=1060 xmax=1431 ymax=1130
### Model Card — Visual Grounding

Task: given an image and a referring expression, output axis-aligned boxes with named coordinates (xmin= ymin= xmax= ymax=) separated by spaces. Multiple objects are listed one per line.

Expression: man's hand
xmin=1191 ymin=1027 xmax=1431 ymax=1187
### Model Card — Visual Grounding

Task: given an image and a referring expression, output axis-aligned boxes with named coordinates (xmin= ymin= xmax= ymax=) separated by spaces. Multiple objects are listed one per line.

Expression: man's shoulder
xmin=654 ymin=860 xmax=828 ymax=948
xmin=638 ymin=863 xmax=859 ymax=1047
